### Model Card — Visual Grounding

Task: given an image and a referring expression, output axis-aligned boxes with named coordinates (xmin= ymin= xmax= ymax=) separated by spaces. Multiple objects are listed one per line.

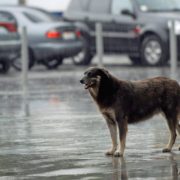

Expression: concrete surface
xmin=0 ymin=57 xmax=180 ymax=179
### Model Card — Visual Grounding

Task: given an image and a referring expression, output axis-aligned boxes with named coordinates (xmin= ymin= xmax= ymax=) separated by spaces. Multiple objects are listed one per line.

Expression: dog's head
xmin=80 ymin=67 xmax=110 ymax=89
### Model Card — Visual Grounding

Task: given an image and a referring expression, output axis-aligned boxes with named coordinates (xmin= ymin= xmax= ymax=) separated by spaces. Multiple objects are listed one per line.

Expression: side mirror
xmin=121 ymin=9 xmax=136 ymax=19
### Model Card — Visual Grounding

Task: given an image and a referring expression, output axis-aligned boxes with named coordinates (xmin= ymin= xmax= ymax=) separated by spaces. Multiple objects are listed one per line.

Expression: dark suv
xmin=65 ymin=0 xmax=180 ymax=66
xmin=0 ymin=11 xmax=20 ymax=73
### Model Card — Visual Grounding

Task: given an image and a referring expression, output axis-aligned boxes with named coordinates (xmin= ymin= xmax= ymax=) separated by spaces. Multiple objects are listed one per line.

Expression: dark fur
xmin=80 ymin=67 xmax=180 ymax=156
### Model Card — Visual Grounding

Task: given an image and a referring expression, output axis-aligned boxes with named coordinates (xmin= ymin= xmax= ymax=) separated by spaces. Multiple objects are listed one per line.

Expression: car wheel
xmin=141 ymin=35 xmax=167 ymax=66
xmin=0 ymin=59 xmax=10 ymax=73
xmin=12 ymin=48 xmax=35 ymax=71
xmin=72 ymin=36 xmax=93 ymax=66
xmin=129 ymin=56 xmax=141 ymax=65
xmin=43 ymin=57 xmax=63 ymax=70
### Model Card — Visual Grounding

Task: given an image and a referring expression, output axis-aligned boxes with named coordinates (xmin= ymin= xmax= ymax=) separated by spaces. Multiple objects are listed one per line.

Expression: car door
xmin=108 ymin=0 xmax=139 ymax=53
xmin=84 ymin=0 xmax=139 ymax=54
xmin=82 ymin=0 xmax=116 ymax=53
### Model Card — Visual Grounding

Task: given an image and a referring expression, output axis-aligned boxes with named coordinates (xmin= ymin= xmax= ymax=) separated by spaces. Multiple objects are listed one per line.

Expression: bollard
xmin=96 ymin=23 xmax=104 ymax=67
xmin=21 ymin=26 xmax=30 ymax=116
xmin=169 ymin=20 xmax=177 ymax=80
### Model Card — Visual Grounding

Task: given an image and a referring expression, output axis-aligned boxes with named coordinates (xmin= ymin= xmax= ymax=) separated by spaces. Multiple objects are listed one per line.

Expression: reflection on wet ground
xmin=0 ymin=66 xmax=179 ymax=179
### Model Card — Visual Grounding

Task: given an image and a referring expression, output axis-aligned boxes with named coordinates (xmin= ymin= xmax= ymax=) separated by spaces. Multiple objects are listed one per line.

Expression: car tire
xmin=72 ymin=36 xmax=93 ymax=66
xmin=129 ymin=56 xmax=141 ymax=65
xmin=43 ymin=57 xmax=63 ymax=70
xmin=12 ymin=48 xmax=35 ymax=71
xmin=141 ymin=35 xmax=167 ymax=66
xmin=0 ymin=59 xmax=10 ymax=74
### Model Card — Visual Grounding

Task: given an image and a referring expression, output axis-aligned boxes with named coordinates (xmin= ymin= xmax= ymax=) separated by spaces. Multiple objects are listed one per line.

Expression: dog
xmin=80 ymin=67 xmax=180 ymax=157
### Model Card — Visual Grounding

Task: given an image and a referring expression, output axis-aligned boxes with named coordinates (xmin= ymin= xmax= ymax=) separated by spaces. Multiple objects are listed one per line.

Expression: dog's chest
xmin=101 ymin=108 xmax=116 ymax=123
xmin=89 ymin=87 xmax=99 ymax=99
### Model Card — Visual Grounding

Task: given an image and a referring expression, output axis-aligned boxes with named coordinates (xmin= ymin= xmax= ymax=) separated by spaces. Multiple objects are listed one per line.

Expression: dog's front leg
xmin=114 ymin=115 xmax=128 ymax=157
xmin=104 ymin=115 xmax=118 ymax=156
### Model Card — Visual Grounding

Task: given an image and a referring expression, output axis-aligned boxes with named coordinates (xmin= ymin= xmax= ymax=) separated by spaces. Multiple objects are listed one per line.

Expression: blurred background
xmin=0 ymin=0 xmax=180 ymax=72
xmin=0 ymin=0 xmax=180 ymax=179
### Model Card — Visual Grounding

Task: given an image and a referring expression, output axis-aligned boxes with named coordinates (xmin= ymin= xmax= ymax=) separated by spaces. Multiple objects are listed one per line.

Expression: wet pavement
xmin=0 ymin=62 xmax=180 ymax=179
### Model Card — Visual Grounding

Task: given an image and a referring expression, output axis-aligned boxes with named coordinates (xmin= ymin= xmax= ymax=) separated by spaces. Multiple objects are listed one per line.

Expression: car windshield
xmin=136 ymin=0 xmax=180 ymax=12
xmin=23 ymin=8 xmax=56 ymax=23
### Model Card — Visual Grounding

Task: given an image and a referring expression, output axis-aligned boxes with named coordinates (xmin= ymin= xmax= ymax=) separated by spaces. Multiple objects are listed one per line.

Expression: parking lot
xmin=1 ymin=0 xmax=180 ymax=179
xmin=0 ymin=56 xmax=179 ymax=179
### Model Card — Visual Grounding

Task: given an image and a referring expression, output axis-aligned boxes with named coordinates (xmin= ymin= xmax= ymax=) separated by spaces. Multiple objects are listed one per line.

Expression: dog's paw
xmin=114 ymin=151 xmax=123 ymax=157
xmin=162 ymin=148 xmax=171 ymax=153
xmin=105 ymin=149 xmax=116 ymax=156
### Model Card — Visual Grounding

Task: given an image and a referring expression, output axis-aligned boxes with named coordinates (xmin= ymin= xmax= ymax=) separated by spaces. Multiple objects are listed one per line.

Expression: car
xmin=0 ymin=10 xmax=20 ymax=73
xmin=65 ymin=0 xmax=180 ymax=66
xmin=0 ymin=6 xmax=83 ymax=70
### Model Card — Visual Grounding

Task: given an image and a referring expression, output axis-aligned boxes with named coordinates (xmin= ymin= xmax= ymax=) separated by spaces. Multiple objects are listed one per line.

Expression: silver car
xmin=0 ymin=6 xmax=83 ymax=70
xmin=0 ymin=10 xmax=20 ymax=73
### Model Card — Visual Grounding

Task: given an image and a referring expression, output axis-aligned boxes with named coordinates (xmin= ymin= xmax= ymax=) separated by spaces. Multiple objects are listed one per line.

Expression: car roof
xmin=0 ymin=5 xmax=47 ymax=13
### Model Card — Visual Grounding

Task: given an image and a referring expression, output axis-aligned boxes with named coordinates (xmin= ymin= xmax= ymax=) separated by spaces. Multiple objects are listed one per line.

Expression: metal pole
xmin=21 ymin=26 xmax=30 ymax=116
xmin=96 ymin=23 xmax=104 ymax=67
xmin=18 ymin=0 xmax=26 ymax=5
xmin=169 ymin=20 xmax=177 ymax=79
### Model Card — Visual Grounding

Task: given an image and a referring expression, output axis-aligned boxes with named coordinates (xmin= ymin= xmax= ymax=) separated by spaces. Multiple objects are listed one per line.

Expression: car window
xmin=67 ymin=0 xmax=89 ymax=12
xmin=111 ymin=0 xmax=133 ymax=15
xmin=0 ymin=11 xmax=16 ymax=23
xmin=88 ymin=0 xmax=111 ymax=14
xmin=23 ymin=12 xmax=42 ymax=23
xmin=23 ymin=9 xmax=55 ymax=23
xmin=136 ymin=0 xmax=180 ymax=12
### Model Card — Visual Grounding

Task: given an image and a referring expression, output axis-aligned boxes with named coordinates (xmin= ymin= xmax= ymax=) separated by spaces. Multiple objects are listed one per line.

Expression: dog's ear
xmin=99 ymin=68 xmax=110 ymax=78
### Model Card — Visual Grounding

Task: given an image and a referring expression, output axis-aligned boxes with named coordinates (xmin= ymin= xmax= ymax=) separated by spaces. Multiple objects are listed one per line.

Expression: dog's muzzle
xmin=80 ymin=79 xmax=84 ymax=84
xmin=80 ymin=78 xmax=95 ymax=89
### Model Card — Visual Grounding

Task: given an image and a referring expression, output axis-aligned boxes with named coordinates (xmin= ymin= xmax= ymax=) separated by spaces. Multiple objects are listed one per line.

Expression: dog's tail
xmin=176 ymin=98 xmax=180 ymax=135
xmin=178 ymin=100 xmax=180 ymax=122
xmin=179 ymin=90 xmax=180 ymax=121
xmin=178 ymin=85 xmax=180 ymax=121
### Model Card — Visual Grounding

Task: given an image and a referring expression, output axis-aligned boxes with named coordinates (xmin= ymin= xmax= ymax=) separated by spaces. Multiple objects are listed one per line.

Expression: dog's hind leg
xmin=176 ymin=123 xmax=180 ymax=151
xmin=176 ymin=123 xmax=180 ymax=135
xmin=177 ymin=108 xmax=180 ymax=132
xmin=103 ymin=115 xmax=118 ymax=156
xmin=175 ymin=111 xmax=180 ymax=150
xmin=163 ymin=113 xmax=177 ymax=153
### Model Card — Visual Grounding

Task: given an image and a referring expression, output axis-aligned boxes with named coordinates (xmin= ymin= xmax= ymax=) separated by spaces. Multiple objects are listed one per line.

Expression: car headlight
xmin=168 ymin=20 xmax=180 ymax=35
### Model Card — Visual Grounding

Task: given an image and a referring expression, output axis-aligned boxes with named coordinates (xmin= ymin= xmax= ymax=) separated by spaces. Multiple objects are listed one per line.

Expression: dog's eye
xmin=87 ymin=72 xmax=92 ymax=77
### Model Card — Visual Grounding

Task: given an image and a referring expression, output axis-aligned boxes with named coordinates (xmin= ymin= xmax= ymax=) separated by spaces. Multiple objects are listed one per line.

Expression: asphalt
xmin=0 ymin=57 xmax=180 ymax=179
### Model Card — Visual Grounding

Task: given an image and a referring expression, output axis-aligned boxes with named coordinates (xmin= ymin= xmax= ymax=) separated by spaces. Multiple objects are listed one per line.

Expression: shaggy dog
xmin=80 ymin=67 xmax=180 ymax=157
